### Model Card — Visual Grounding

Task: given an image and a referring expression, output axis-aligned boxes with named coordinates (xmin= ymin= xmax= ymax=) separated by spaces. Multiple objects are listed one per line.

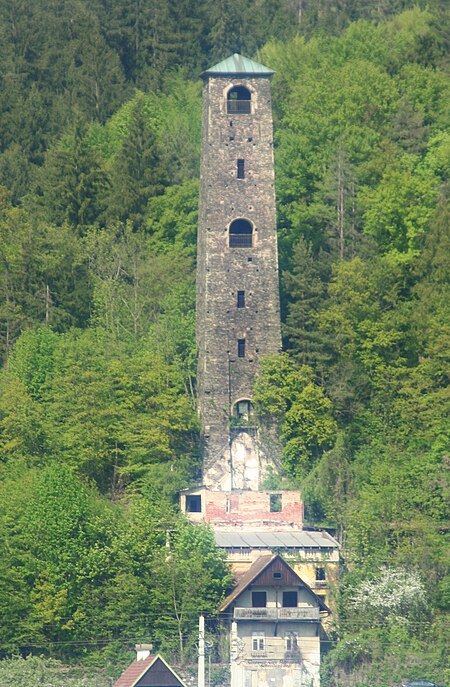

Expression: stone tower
xmin=196 ymin=54 xmax=282 ymax=491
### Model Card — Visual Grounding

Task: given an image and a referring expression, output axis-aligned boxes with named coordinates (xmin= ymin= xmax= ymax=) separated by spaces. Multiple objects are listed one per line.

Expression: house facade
xmin=220 ymin=555 xmax=330 ymax=687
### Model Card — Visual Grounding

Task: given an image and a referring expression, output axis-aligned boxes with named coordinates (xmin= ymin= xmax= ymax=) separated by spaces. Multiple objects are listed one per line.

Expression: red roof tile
xmin=114 ymin=655 xmax=156 ymax=687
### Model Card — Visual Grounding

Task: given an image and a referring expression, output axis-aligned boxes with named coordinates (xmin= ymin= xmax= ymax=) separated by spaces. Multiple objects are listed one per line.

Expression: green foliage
xmin=0 ymin=467 xmax=229 ymax=662
xmin=254 ymin=353 xmax=337 ymax=478
xmin=35 ymin=124 xmax=109 ymax=232
xmin=0 ymin=655 xmax=110 ymax=687
xmin=0 ymin=2 xmax=449 ymax=682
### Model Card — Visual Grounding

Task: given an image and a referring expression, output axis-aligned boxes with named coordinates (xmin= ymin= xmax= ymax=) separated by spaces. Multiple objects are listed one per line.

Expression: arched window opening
xmin=227 ymin=86 xmax=251 ymax=114
xmin=234 ymin=399 xmax=254 ymax=424
xmin=229 ymin=218 xmax=252 ymax=248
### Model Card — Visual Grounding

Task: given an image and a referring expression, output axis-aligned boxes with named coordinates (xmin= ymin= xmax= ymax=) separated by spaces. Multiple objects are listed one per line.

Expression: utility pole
xmin=198 ymin=615 xmax=205 ymax=687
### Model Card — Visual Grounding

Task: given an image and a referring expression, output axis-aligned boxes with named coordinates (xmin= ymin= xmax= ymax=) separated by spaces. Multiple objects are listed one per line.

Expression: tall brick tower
xmin=196 ymin=54 xmax=282 ymax=491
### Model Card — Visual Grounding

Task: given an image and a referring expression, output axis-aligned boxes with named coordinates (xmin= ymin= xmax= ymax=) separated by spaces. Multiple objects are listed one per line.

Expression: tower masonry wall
xmin=196 ymin=75 xmax=282 ymax=490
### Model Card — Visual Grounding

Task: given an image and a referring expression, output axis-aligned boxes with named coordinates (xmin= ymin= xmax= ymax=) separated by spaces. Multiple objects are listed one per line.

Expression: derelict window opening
xmin=238 ymin=338 xmax=246 ymax=357
xmin=186 ymin=495 xmax=201 ymax=513
xmin=237 ymin=159 xmax=245 ymax=179
xmin=237 ymin=290 xmax=245 ymax=308
xmin=229 ymin=218 xmax=252 ymax=248
xmin=316 ymin=567 xmax=326 ymax=581
xmin=227 ymin=86 xmax=251 ymax=114
xmin=270 ymin=493 xmax=282 ymax=512
xmin=234 ymin=399 xmax=254 ymax=423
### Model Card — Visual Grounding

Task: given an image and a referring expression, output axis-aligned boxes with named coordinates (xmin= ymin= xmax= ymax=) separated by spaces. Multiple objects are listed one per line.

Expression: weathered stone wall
xmin=196 ymin=75 xmax=282 ymax=490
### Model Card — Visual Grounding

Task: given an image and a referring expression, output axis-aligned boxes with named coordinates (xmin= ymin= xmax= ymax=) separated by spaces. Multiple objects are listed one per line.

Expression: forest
xmin=0 ymin=0 xmax=448 ymax=685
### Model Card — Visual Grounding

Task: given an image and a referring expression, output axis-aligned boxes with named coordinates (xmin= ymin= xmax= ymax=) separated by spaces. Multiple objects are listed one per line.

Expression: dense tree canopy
xmin=0 ymin=1 xmax=448 ymax=685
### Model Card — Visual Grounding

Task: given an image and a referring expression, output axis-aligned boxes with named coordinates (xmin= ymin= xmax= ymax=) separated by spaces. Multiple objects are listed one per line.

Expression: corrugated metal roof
xmin=202 ymin=53 xmax=274 ymax=77
xmin=214 ymin=530 xmax=339 ymax=549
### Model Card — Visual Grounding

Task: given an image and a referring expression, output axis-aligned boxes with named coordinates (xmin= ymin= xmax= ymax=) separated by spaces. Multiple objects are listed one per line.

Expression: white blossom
xmin=351 ymin=568 xmax=426 ymax=622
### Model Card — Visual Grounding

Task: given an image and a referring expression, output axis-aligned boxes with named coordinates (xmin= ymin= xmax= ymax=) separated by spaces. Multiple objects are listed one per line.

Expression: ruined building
xmin=180 ymin=54 xmax=339 ymax=687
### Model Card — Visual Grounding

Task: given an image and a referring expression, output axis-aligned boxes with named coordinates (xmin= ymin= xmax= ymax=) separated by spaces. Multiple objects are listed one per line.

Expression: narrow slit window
xmin=237 ymin=159 xmax=245 ymax=179
xmin=237 ymin=290 xmax=245 ymax=308
xmin=238 ymin=339 xmax=246 ymax=357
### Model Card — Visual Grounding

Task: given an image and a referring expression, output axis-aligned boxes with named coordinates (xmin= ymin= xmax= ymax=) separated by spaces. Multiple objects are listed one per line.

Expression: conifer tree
xmin=107 ymin=97 xmax=166 ymax=228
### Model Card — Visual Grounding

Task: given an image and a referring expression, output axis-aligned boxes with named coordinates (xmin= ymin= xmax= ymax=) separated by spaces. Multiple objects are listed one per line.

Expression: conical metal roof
xmin=201 ymin=53 xmax=274 ymax=78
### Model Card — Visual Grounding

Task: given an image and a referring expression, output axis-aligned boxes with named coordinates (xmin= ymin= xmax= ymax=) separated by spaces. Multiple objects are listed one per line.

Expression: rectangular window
xmin=252 ymin=591 xmax=267 ymax=608
xmin=225 ymin=496 xmax=231 ymax=513
xmin=282 ymin=591 xmax=298 ymax=608
xmin=316 ymin=567 xmax=326 ymax=581
xmin=186 ymin=495 xmax=202 ymax=513
xmin=237 ymin=159 xmax=245 ymax=178
xmin=252 ymin=633 xmax=265 ymax=651
xmin=237 ymin=290 xmax=245 ymax=308
xmin=285 ymin=634 xmax=298 ymax=651
xmin=238 ymin=338 xmax=245 ymax=357
xmin=270 ymin=493 xmax=282 ymax=512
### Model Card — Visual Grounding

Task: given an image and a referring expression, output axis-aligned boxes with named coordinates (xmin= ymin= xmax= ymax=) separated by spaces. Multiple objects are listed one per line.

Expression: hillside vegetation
xmin=0 ymin=1 xmax=448 ymax=685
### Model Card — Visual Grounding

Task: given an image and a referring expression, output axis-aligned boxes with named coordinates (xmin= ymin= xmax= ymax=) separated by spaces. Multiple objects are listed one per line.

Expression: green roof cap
xmin=202 ymin=53 xmax=274 ymax=78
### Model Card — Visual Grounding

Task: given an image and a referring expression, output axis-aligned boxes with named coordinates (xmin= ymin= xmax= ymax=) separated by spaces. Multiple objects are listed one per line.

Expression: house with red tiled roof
xmin=114 ymin=645 xmax=187 ymax=687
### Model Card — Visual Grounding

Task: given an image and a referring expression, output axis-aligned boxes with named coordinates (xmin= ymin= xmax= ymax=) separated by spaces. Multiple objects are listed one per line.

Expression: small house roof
xmin=201 ymin=53 xmax=274 ymax=78
xmin=114 ymin=654 xmax=186 ymax=687
xmin=219 ymin=553 xmax=330 ymax=614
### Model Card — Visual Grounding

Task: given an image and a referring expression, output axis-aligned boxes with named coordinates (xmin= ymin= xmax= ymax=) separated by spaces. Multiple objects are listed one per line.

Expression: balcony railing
xmin=234 ymin=607 xmax=320 ymax=621
xmin=229 ymin=234 xmax=252 ymax=248
xmin=227 ymin=100 xmax=251 ymax=114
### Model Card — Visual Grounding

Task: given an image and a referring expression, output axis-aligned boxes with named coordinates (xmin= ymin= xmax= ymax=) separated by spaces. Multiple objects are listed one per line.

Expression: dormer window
xmin=227 ymin=86 xmax=251 ymax=114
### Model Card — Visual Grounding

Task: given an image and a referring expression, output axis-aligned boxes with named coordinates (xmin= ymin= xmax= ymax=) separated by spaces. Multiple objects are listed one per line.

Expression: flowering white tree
xmin=351 ymin=568 xmax=427 ymax=623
